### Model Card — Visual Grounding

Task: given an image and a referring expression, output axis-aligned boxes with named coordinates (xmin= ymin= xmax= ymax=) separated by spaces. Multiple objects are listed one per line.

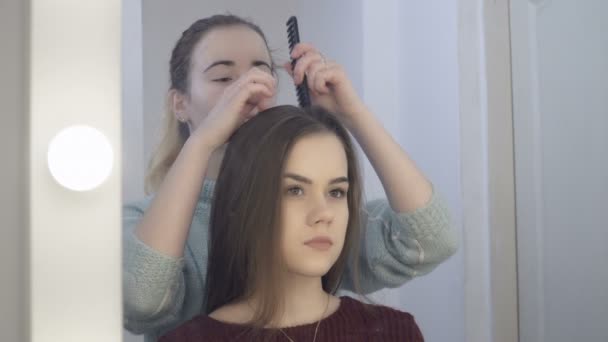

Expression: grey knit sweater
xmin=123 ymin=179 xmax=457 ymax=342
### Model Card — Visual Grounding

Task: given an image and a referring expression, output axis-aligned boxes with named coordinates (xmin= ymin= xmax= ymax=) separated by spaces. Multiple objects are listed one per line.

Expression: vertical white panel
xmin=483 ymin=1 xmax=519 ymax=341
xmin=458 ymin=0 xmax=493 ymax=340
xmin=512 ymin=0 xmax=608 ymax=341
xmin=511 ymin=2 xmax=548 ymax=340
xmin=29 ymin=1 xmax=122 ymax=341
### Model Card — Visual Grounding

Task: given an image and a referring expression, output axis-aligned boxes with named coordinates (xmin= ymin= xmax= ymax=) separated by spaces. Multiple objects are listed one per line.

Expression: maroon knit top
xmin=158 ymin=296 xmax=424 ymax=341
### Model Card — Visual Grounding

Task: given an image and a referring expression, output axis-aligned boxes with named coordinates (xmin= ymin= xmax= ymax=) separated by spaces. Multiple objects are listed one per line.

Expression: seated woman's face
xmin=278 ymin=132 xmax=350 ymax=278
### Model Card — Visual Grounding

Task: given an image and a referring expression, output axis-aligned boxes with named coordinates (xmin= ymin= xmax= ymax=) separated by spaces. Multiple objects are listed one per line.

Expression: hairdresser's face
xmin=183 ymin=26 xmax=276 ymax=131
xmin=279 ymin=133 xmax=349 ymax=279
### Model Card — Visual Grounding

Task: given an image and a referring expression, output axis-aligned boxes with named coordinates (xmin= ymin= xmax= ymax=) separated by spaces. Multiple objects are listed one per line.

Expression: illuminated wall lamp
xmin=47 ymin=125 xmax=113 ymax=191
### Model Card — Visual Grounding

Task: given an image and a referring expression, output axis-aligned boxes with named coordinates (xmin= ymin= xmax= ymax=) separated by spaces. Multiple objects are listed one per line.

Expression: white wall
xmin=393 ymin=2 xmax=464 ymax=341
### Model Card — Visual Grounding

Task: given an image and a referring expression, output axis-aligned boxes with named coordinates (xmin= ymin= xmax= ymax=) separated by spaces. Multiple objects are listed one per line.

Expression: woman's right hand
xmin=191 ymin=67 xmax=277 ymax=151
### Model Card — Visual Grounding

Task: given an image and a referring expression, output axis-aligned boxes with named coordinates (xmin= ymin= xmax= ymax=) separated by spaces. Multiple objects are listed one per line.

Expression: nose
xmin=307 ymin=196 xmax=334 ymax=226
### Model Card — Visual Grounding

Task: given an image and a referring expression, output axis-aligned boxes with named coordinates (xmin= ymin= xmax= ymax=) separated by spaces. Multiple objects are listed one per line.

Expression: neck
xmin=250 ymin=275 xmax=329 ymax=328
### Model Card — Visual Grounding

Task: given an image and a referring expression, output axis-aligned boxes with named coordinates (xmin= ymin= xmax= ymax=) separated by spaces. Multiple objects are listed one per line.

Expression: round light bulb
xmin=47 ymin=125 xmax=113 ymax=191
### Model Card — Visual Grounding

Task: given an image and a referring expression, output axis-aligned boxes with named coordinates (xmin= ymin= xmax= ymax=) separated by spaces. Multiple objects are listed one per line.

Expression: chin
xmin=287 ymin=260 xmax=335 ymax=278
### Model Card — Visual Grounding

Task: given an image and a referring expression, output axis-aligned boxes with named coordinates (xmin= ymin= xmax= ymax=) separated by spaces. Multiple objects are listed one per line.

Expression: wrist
xmin=344 ymin=106 xmax=375 ymax=133
xmin=185 ymin=132 xmax=217 ymax=156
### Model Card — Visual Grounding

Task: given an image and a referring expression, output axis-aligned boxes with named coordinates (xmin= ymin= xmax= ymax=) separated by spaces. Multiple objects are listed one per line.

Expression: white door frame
xmin=459 ymin=0 xmax=519 ymax=341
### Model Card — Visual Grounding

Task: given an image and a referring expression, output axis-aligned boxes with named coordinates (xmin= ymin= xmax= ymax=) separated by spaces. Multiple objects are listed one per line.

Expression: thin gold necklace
xmin=277 ymin=293 xmax=330 ymax=342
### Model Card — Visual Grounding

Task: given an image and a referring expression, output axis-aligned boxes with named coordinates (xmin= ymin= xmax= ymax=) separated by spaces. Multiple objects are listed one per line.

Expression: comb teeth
xmin=286 ymin=16 xmax=311 ymax=108
xmin=296 ymin=84 xmax=311 ymax=106
xmin=286 ymin=18 xmax=300 ymax=54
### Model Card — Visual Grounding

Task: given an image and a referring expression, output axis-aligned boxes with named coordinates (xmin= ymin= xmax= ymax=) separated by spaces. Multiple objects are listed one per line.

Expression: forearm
xmin=346 ymin=107 xmax=433 ymax=213
xmin=135 ymin=136 xmax=214 ymax=258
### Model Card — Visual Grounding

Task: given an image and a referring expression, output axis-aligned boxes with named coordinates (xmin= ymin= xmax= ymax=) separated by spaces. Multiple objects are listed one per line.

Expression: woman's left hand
xmin=284 ymin=43 xmax=367 ymax=125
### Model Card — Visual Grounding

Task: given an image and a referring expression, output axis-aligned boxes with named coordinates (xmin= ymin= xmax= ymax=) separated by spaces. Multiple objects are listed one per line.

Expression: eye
xmin=213 ymin=77 xmax=233 ymax=83
xmin=330 ymin=188 xmax=347 ymax=198
xmin=286 ymin=186 xmax=303 ymax=196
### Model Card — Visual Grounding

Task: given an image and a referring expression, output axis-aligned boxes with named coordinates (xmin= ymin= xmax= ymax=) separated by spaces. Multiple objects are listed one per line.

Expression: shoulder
xmin=208 ymin=302 xmax=253 ymax=324
xmin=157 ymin=314 xmax=208 ymax=342
xmin=158 ymin=309 xmax=248 ymax=342
xmin=339 ymin=296 xmax=422 ymax=337
xmin=341 ymin=296 xmax=415 ymax=319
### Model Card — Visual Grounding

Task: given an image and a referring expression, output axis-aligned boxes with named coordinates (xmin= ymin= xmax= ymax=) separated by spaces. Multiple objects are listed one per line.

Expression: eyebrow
xmin=283 ymin=173 xmax=349 ymax=185
xmin=203 ymin=60 xmax=272 ymax=72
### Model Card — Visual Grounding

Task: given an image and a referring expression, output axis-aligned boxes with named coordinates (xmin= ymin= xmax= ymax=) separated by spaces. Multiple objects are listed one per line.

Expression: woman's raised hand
xmin=193 ymin=67 xmax=277 ymax=151
xmin=284 ymin=43 xmax=366 ymax=126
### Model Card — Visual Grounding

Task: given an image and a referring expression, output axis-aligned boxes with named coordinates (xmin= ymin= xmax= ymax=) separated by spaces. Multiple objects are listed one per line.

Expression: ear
xmin=169 ymin=88 xmax=189 ymax=122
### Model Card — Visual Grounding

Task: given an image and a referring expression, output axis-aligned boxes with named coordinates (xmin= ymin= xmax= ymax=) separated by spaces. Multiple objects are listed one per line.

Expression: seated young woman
xmin=158 ymin=105 xmax=424 ymax=342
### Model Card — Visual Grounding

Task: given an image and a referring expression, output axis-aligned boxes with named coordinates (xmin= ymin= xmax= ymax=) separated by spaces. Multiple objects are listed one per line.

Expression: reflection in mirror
xmin=122 ymin=1 xmax=461 ymax=342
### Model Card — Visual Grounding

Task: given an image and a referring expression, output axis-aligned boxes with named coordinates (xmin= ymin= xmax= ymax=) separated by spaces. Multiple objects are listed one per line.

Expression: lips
xmin=303 ymin=236 xmax=333 ymax=251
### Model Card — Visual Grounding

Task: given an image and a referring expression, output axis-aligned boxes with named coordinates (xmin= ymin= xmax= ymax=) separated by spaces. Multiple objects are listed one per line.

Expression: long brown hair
xmin=205 ymin=105 xmax=364 ymax=328
xmin=144 ymin=14 xmax=276 ymax=194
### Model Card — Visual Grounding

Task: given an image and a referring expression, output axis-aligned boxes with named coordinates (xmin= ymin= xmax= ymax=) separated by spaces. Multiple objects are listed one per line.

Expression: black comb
xmin=286 ymin=16 xmax=311 ymax=108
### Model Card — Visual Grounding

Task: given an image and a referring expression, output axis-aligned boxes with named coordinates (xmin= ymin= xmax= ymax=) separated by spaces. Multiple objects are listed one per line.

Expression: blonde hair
xmin=144 ymin=100 xmax=190 ymax=195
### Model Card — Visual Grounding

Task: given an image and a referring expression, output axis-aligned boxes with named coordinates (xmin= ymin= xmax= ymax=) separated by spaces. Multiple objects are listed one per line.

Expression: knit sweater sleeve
xmin=122 ymin=198 xmax=187 ymax=334
xmin=340 ymin=185 xmax=458 ymax=294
